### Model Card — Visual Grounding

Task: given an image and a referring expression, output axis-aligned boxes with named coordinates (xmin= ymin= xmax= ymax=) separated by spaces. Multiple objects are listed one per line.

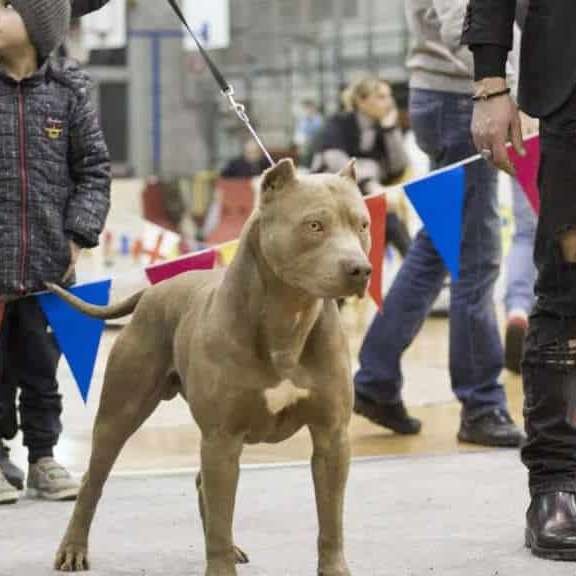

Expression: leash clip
xmin=222 ymin=86 xmax=275 ymax=167
xmin=223 ymin=86 xmax=250 ymax=125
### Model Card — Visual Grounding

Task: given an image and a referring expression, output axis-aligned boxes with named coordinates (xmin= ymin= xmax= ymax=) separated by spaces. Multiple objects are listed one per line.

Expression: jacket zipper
xmin=17 ymin=84 xmax=29 ymax=294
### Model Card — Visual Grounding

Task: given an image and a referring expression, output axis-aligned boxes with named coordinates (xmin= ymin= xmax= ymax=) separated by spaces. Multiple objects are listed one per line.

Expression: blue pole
xmin=151 ymin=35 xmax=162 ymax=174
xmin=129 ymin=30 xmax=183 ymax=175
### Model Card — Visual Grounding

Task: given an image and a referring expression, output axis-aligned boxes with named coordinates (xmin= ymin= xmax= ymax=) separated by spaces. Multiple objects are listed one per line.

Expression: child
xmin=0 ymin=0 xmax=111 ymax=504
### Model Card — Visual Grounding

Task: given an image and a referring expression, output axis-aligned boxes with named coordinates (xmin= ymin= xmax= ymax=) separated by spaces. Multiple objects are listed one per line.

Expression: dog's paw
xmin=318 ymin=555 xmax=351 ymax=576
xmin=54 ymin=544 xmax=90 ymax=572
xmin=234 ymin=545 xmax=249 ymax=564
xmin=264 ymin=379 xmax=310 ymax=415
xmin=318 ymin=568 xmax=351 ymax=576
xmin=205 ymin=560 xmax=238 ymax=576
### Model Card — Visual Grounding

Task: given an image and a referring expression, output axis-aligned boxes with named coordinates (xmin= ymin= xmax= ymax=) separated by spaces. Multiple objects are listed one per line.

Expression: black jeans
xmin=522 ymin=88 xmax=576 ymax=496
xmin=0 ymin=297 xmax=62 ymax=463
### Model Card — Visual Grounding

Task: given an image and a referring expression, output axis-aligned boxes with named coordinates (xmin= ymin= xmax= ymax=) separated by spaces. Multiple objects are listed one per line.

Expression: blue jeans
xmin=354 ymin=89 xmax=508 ymax=419
xmin=504 ymin=179 xmax=537 ymax=315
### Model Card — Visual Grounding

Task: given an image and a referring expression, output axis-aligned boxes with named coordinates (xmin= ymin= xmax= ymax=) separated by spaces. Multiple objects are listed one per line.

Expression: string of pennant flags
xmin=33 ymin=134 xmax=540 ymax=403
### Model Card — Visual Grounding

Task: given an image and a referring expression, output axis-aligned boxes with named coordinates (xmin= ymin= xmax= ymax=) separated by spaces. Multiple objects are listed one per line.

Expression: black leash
xmin=165 ymin=0 xmax=275 ymax=167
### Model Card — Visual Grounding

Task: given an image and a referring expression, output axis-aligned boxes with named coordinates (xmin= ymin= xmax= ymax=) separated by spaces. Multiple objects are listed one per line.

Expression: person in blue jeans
xmin=504 ymin=179 xmax=537 ymax=374
xmin=353 ymin=0 xmax=523 ymax=447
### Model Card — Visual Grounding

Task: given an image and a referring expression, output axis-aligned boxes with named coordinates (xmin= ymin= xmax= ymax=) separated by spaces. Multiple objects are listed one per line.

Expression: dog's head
xmin=258 ymin=158 xmax=372 ymax=299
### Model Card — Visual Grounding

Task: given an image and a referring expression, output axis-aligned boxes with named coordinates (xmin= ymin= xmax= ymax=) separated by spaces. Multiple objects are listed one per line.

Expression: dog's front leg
xmin=200 ymin=435 xmax=244 ymax=576
xmin=310 ymin=426 xmax=352 ymax=576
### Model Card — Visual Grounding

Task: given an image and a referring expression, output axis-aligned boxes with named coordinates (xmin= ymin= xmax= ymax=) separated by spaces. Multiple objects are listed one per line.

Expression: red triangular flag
xmin=509 ymin=135 xmax=540 ymax=214
xmin=365 ymin=195 xmax=387 ymax=309
xmin=145 ymin=250 xmax=217 ymax=285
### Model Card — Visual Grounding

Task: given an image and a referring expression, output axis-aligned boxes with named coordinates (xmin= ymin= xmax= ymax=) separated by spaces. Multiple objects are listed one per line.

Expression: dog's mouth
xmin=284 ymin=268 xmax=370 ymax=300
xmin=311 ymin=279 xmax=370 ymax=300
xmin=348 ymin=280 xmax=370 ymax=299
xmin=353 ymin=281 xmax=370 ymax=298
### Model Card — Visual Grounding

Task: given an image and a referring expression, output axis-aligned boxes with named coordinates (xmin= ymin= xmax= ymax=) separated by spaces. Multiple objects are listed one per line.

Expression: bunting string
xmin=29 ymin=134 xmax=540 ymax=402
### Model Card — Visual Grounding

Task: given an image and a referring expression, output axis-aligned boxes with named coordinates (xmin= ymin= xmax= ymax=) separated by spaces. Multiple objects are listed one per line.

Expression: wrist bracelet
xmin=472 ymin=87 xmax=511 ymax=102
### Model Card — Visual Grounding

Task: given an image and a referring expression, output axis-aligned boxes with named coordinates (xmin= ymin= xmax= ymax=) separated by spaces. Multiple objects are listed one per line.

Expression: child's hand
xmin=62 ymin=241 xmax=82 ymax=282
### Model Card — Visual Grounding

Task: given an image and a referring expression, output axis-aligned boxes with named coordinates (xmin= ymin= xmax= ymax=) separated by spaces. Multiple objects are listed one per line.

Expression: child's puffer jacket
xmin=0 ymin=58 xmax=111 ymax=296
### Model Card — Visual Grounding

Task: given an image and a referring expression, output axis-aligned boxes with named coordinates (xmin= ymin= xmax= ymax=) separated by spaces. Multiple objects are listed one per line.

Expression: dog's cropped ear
xmin=261 ymin=158 xmax=296 ymax=203
xmin=339 ymin=158 xmax=358 ymax=183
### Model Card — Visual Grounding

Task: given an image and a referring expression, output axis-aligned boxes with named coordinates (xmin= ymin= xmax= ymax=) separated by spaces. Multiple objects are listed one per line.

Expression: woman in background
xmin=311 ymin=77 xmax=412 ymax=257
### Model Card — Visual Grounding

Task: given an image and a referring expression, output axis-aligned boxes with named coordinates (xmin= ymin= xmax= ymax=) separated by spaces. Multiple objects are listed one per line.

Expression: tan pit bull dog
xmin=52 ymin=158 xmax=372 ymax=576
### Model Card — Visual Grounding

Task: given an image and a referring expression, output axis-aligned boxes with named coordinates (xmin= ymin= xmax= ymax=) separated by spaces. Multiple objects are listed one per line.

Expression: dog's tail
xmin=45 ymin=283 xmax=144 ymax=320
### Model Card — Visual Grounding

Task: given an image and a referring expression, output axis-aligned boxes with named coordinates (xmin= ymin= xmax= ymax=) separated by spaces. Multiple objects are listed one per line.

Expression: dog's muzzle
xmin=342 ymin=259 xmax=372 ymax=296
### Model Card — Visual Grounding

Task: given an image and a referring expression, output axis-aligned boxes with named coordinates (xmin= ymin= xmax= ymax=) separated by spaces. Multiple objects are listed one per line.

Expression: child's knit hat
xmin=71 ymin=0 xmax=111 ymax=18
xmin=10 ymin=0 xmax=71 ymax=60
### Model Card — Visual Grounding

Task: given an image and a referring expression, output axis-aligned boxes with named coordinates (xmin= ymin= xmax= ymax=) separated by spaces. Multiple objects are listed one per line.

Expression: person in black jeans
xmin=464 ymin=0 xmax=576 ymax=561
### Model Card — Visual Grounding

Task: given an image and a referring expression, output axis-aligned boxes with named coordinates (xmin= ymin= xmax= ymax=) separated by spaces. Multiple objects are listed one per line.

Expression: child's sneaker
xmin=27 ymin=458 xmax=79 ymax=501
xmin=0 ymin=469 xmax=19 ymax=505
xmin=0 ymin=441 xmax=25 ymax=490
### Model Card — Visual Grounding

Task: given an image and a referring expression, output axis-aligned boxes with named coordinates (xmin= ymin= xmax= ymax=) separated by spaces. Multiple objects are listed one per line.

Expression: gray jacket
xmin=406 ymin=0 xmax=522 ymax=95
xmin=0 ymin=58 xmax=110 ymax=296
xmin=405 ymin=0 xmax=474 ymax=94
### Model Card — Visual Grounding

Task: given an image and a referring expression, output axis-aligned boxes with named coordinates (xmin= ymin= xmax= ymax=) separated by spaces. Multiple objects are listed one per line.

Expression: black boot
xmin=526 ymin=492 xmax=576 ymax=561
xmin=0 ymin=442 xmax=24 ymax=491
xmin=354 ymin=392 xmax=421 ymax=435
xmin=457 ymin=408 xmax=524 ymax=447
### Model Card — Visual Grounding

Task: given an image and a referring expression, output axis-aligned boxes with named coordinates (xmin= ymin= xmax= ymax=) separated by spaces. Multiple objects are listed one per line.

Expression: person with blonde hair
xmin=311 ymin=76 xmax=412 ymax=256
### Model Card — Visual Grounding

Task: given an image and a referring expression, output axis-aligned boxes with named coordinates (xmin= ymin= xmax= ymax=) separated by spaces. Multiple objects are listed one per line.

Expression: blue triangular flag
xmin=404 ymin=166 xmax=465 ymax=280
xmin=37 ymin=280 xmax=111 ymax=403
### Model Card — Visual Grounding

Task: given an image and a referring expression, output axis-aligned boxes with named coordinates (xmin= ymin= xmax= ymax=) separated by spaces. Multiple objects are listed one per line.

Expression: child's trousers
xmin=0 ymin=297 xmax=62 ymax=463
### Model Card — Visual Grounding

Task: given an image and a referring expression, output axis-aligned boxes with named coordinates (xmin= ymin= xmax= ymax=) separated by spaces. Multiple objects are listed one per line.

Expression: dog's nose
xmin=342 ymin=260 xmax=372 ymax=281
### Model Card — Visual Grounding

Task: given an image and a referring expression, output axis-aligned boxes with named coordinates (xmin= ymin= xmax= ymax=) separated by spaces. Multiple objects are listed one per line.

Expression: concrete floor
xmin=1 ymin=451 xmax=568 ymax=576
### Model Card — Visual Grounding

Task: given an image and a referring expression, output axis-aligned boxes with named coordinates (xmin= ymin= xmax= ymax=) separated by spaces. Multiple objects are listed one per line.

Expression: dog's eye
xmin=361 ymin=221 xmax=370 ymax=232
xmin=309 ymin=220 xmax=324 ymax=233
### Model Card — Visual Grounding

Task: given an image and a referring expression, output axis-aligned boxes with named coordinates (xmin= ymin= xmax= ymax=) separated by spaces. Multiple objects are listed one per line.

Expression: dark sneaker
xmin=458 ymin=408 xmax=524 ymax=448
xmin=0 ymin=469 xmax=19 ymax=505
xmin=505 ymin=315 xmax=528 ymax=374
xmin=354 ymin=392 xmax=422 ymax=435
xmin=0 ymin=442 xmax=24 ymax=491
xmin=27 ymin=458 xmax=79 ymax=501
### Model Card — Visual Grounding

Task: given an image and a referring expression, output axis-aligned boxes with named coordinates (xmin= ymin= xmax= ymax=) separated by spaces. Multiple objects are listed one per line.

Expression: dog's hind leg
xmin=200 ymin=435 xmax=244 ymax=576
xmin=196 ymin=473 xmax=249 ymax=565
xmin=54 ymin=332 xmax=170 ymax=572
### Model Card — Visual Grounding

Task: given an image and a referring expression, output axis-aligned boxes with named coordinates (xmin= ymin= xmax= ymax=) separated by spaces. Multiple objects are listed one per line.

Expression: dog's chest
xmin=242 ymin=404 xmax=305 ymax=444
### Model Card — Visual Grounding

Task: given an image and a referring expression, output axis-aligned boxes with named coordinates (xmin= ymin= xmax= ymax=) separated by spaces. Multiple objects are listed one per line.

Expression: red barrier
xmin=205 ymin=179 xmax=255 ymax=245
